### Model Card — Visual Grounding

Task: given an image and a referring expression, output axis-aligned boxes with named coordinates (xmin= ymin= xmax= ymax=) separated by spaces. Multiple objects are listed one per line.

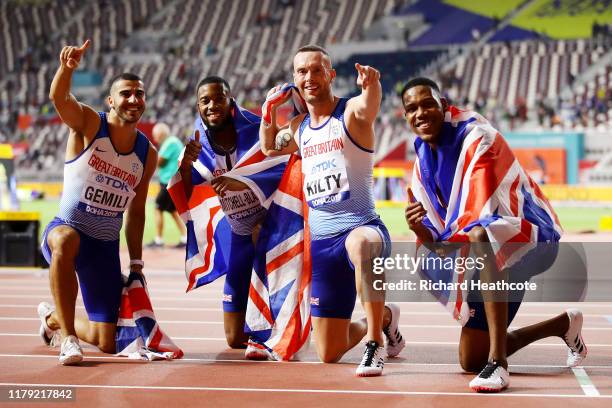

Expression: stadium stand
xmin=0 ymin=0 xmax=611 ymax=181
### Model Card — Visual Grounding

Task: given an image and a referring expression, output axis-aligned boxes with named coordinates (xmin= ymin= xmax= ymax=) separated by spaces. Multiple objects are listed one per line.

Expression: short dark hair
xmin=400 ymin=77 xmax=441 ymax=100
xmin=196 ymin=76 xmax=231 ymax=96
xmin=110 ymin=72 xmax=142 ymax=91
xmin=295 ymin=44 xmax=329 ymax=57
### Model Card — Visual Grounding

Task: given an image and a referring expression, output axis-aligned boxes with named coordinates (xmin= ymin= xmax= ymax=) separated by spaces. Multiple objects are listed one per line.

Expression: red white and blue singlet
xmin=57 ymin=112 xmax=150 ymax=241
xmin=299 ymin=98 xmax=378 ymax=239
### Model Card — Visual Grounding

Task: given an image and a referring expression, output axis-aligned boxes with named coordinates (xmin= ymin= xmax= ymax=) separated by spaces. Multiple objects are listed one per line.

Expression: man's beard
xmin=116 ymin=107 xmax=141 ymax=123
xmin=203 ymin=116 xmax=230 ymax=132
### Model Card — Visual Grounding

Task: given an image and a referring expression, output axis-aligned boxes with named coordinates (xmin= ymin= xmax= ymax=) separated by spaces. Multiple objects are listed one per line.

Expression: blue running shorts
xmin=41 ymin=217 xmax=123 ymax=323
xmin=310 ymin=218 xmax=391 ymax=319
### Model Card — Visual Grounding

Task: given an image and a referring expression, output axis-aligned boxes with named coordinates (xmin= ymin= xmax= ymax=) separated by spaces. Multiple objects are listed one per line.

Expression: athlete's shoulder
xmin=290 ymin=112 xmax=308 ymax=129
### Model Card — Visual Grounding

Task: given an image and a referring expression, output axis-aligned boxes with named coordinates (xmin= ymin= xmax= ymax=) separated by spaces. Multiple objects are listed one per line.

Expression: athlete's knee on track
xmin=225 ymin=330 xmax=248 ymax=349
xmin=98 ymin=337 xmax=116 ymax=354
xmin=89 ymin=322 xmax=117 ymax=354
xmin=97 ymin=330 xmax=117 ymax=354
xmin=316 ymin=344 xmax=343 ymax=363
xmin=459 ymin=348 xmax=486 ymax=373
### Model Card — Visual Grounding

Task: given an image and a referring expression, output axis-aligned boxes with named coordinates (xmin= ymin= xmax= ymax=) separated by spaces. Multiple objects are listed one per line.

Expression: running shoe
xmin=383 ymin=303 xmax=405 ymax=358
xmin=245 ymin=343 xmax=268 ymax=361
xmin=564 ymin=308 xmax=587 ymax=367
xmin=37 ymin=302 xmax=59 ymax=347
xmin=145 ymin=240 xmax=164 ymax=248
xmin=59 ymin=335 xmax=83 ymax=365
xmin=356 ymin=340 xmax=385 ymax=377
xmin=469 ymin=360 xmax=510 ymax=392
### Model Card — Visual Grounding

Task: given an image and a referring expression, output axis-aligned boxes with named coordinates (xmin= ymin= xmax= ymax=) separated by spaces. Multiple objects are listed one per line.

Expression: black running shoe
xmin=356 ymin=340 xmax=385 ymax=377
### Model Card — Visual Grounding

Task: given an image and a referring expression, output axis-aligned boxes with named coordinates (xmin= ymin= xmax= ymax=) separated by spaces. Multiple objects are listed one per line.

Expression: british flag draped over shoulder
xmin=167 ymin=103 xmax=288 ymax=291
xmin=412 ymin=106 xmax=562 ymax=323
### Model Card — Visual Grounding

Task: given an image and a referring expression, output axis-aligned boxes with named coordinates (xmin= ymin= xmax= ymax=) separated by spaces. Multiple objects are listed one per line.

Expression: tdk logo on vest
xmin=96 ymin=174 xmax=130 ymax=192
xmin=311 ymin=159 xmax=337 ymax=174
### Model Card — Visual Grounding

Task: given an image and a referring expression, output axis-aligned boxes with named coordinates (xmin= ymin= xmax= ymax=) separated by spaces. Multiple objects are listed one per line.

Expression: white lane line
xmin=3 ymin=317 xmax=612 ymax=331
xmin=0 ymin=382 xmax=609 ymax=398
xmin=0 ymin=286 xmax=190 ymax=294
xmin=571 ymin=367 xmax=600 ymax=396
xmin=1 ymin=306 xmax=612 ymax=320
xmin=0 ymin=294 xmax=220 ymax=302
xmin=2 ymin=333 xmax=612 ymax=348
xmin=0 ymin=294 xmax=609 ymax=309
xmin=1 ymin=354 xmax=612 ymax=370
xmin=0 ymin=304 xmax=222 ymax=312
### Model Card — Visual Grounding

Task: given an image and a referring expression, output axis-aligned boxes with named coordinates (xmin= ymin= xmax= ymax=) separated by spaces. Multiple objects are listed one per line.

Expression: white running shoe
xmin=356 ymin=340 xmax=386 ymax=377
xmin=383 ymin=303 xmax=406 ymax=358
xmin=37 ymin=302 xmax=59 ymax=347
xmin=245 ymin=344 xmax=268 ymax=361
xmin=469 ymin=361 xmax=510 ymax=392
xmin=564 ymin=308 xmax=587 ymax=367
xmin=59 ymin=335 xmax=83 ymax=366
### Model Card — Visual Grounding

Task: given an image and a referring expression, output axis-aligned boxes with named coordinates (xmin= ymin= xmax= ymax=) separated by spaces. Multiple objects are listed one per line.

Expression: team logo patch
xmin=222 ymin=294 xmax=233 ymax=302
xmin=310 ymin=297 xmax=319 ymax=306
xmin=131 ymin=162 xmax=140 ymax=173
xmin=331 ymin=123 xmax=341 ymax=137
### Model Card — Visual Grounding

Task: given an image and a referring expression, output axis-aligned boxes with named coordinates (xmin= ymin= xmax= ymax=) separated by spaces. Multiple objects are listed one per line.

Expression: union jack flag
xmin=412 ymin=107 xmax=562 ymax=323
xmin=167 ymin=104 xmax=287 ymax=291
xmin=115 ymin=272 xmax=183 ymax=360
xmin=245 ymin=155 xmax=312 ymax=361
xmin=261 ymin=83 xmax=307 ymax=125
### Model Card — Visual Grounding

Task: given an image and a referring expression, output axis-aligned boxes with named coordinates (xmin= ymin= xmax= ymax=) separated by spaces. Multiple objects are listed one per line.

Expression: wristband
xmin=129 ymin=259 xmax=144 ymax=268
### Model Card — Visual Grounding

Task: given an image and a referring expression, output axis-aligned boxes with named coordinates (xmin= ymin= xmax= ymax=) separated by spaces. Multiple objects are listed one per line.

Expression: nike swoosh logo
xmin=95 ymin=147 xmax=107 ymax=153
xmin=303 ymin=137 xmax=312 ymax=146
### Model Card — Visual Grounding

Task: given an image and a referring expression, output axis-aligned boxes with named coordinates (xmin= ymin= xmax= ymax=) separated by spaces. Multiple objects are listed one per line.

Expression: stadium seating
xmin=334 ymin=49 xmax=445 ymax=94
xmin=0 ymin=0 xmax=610 ymax=179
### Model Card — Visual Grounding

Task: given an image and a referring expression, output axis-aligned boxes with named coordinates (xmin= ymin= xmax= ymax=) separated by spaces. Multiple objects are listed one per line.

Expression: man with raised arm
xmin=37 ymin=40 xmax=157 ymax=365
xmin=259 ymin=45 xmax=405 ymax=376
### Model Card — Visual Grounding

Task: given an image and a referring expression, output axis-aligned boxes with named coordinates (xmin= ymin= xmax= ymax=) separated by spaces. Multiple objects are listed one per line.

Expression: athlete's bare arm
xmin=125 ymin=144 xmax=158 ymax=274
xmin=259 ymin=85 xmax=303 ymax=157
xmin=345 ymin=63 xmax=382 ymax=150
xmin=49 ymin=40 xmax=100 ymax=158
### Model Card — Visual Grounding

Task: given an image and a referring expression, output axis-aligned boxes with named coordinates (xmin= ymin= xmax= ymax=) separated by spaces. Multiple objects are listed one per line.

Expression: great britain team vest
xmin=57 ymin=112 xmax=150 ymax=241
xmin=299 ymin=98 xmax=378 ymax=239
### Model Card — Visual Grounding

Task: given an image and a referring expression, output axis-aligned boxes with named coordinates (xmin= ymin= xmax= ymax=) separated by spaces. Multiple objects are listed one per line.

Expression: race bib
xmin=77 ymin=171 xmax=136 ymax=217
xmin=304 ymin=149 xmax=350 ymax=208
xmin=219 ymin=188 xmax=265 ymax=223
